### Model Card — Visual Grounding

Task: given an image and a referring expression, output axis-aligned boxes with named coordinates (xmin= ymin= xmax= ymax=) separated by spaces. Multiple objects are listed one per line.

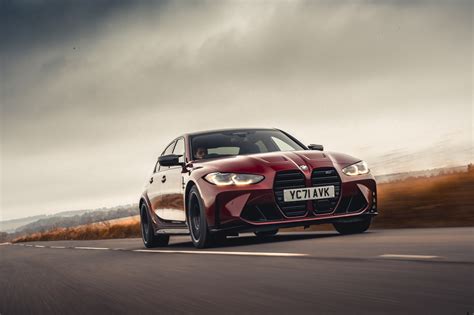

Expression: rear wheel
xmin=188 ymin=186 xmax=214 ymax=248
xmin=140 ymin=203 xmax=169 ymax=248
xmin=254 ymin=229 xmax=279 ymax=237
xmin=333 ymin=217 xmax=371 ymax=235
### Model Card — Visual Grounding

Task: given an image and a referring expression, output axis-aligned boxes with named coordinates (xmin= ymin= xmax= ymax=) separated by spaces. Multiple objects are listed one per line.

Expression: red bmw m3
xmin=139 ymin=128 xmax=377 ymax=248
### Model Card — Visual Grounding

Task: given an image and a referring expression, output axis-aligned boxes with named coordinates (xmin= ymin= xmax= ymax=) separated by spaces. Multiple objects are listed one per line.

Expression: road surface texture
xmin=1 ymin=227 xmax=473 ymax=314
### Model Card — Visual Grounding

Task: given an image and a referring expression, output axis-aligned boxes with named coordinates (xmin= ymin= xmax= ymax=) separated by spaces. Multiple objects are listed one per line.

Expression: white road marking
xmin=133 ymin=249 xmax=308 ymax=257
xmin=13 ymin=244 xmax=445 ymax=261
xmin=74 ymin=246 xmax=110 ymax=250
xmin=0 ymin=242 xmax=11 ymax=246
xmin=379 ymin=254 xmax=439 ymax=259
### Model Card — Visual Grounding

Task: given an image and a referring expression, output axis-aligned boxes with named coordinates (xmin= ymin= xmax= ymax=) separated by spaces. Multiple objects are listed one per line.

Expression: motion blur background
xmin=1 ymin=0 xmax=472 ymax=221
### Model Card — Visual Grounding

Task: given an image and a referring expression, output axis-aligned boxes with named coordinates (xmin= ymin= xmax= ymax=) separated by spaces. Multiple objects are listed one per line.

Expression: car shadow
xmin=167 ymin=231 xmax=343 ymax=249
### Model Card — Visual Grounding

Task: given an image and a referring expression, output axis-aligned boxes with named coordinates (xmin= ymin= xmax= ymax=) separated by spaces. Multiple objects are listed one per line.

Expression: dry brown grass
xmin=287 ymin=169 xmax=474 ymax=232
xmin=13 ymin=216 xmax=141 ymax=243
xmin=373 ymin=169 xmax=474 ymax=228
xmin=13 ymin=170 xmax=474 ymax=242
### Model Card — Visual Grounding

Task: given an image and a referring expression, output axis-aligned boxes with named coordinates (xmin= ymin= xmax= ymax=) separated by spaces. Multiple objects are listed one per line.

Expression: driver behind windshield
xmin=194 ymin=147 xmax=207 ymax=160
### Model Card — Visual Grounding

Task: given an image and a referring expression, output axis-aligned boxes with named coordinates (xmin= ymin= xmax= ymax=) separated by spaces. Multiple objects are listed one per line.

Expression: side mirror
xmin=158 ymin=154 xmax=183 ymax=167
xmin=308 ymin=144 xmax=324 ymax=151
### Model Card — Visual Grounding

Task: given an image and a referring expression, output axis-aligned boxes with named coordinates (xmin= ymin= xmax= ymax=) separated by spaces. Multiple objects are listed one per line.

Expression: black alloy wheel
xmin=188 ymin=186 xmax=214 ymax=248
xmin=140 ymin=203 xmax=169 ymax=248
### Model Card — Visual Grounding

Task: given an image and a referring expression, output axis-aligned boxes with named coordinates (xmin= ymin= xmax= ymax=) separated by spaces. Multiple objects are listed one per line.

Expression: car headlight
xmin=342 ymin=161 xmax=370 ymax=176
xmin=204 ymin=172 xmax=264 ymax=186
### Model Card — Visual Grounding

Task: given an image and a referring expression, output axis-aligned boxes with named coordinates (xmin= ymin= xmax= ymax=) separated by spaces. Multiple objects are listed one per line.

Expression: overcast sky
xmin=1 ymin=0 xmax=472 ymax=220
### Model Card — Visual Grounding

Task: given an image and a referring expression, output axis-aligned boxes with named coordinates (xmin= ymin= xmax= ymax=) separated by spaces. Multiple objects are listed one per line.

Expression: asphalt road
xmin=1 ymin=227 xmax=473 ymax=314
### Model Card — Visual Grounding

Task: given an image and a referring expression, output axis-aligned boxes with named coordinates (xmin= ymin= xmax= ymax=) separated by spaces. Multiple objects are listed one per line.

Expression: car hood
xmin=191 ymin=151 xmax=361 ymax=174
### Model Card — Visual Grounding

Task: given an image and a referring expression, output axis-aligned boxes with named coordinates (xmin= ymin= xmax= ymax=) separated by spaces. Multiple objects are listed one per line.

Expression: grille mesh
xmin=273 ymin=170 xmax=307 ymax=217
xmin=311 ymin=168 xmax=341 ymax=214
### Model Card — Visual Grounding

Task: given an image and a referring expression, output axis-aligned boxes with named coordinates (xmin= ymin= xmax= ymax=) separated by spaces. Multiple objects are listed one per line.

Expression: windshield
xmin=190 ymin=129 xmax=305 ymax=161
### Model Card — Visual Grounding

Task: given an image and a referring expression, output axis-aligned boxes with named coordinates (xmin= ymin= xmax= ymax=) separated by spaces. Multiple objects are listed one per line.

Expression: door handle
xmin=149 ymin=177 xmax=153 ymax=184
xmin=161 ymin=175 xmax=167 ymax=183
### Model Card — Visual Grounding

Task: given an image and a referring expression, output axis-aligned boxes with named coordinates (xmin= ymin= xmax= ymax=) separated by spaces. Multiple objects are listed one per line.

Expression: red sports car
xmin=139 ymin=128 xmax=377 ymax=248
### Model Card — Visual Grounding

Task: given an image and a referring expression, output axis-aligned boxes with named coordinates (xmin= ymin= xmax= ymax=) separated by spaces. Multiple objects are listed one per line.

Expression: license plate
xmin=283 ymin=186 xmax=335 ymax=202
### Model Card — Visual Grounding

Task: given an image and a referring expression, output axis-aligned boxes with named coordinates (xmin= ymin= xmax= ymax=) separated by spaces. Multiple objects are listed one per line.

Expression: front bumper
xmin=210 ymin=212 xmax=377 ymax=234
xmin=208 ymin=174 xmax=377 ymax=233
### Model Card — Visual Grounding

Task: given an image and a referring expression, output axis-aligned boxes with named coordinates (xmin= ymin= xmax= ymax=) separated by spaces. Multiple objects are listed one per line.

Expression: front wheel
xmin=333 ymin=217 xmax=371 ymax=235
xmin=140 ymin=204 xmax=169 ymax=248
xmin=188 ymin=186 xmax=214 ymax=248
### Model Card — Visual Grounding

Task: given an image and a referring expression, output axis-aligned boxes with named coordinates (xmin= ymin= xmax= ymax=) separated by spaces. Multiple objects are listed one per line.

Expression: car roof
xmin=184 ymin=128 xmax=279 ymax=137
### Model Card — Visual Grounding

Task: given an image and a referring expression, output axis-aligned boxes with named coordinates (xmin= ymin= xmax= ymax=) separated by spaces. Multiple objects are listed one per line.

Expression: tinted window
xmin=173 ymin=138 xmax=186 ymax=164
xmin=163 ymin=141 xmax=176 ymax=156
xmin=173 ymin=138 xmax=185 ymax=156
xmin=158 ymin=141 xmax=176 ymax=171
xmin=190 ymin=129 xmax=304 ymax=160
xmin=272 ymin=136 xmax=296 ymax=151
xmin=255 ymin=140 xmax=269 ymax=153
xmin=207 ymin=147 xmax=240 ymax=155
xmin=153 ymin=160 xmax=160 ymax=173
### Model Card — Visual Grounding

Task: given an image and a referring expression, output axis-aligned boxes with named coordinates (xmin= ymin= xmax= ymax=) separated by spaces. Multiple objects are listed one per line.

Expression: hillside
xmin=0 ymin=214 xmax=48 ymax=233
xmin=3 ymin=205 xmax=138 ymax=239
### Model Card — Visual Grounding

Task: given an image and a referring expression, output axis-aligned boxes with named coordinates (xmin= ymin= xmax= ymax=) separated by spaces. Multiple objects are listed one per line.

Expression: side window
xmin=173 ymin=138 xmax=185 ymax=164
xmin=271 ymin=136 xmax=295 ymax=152
xmin=157 ymin=141 xmax=176 ymax=171
xmin=163 ymin=141 xmax=176 ymax=156
xmin=173 ymin=138 xmax=185 ymax=156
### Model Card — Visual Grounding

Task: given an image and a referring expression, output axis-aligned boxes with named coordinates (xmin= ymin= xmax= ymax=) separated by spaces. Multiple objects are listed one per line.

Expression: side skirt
xmin=156 ymin=228 xmax=190 ymax=235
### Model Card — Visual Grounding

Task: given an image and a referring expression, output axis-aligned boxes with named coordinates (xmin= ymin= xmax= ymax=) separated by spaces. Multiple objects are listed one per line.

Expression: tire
xmin=254 ymin=229 xmax=279 ymax=237
xmin=333 ymin=217 xmax=371 ymax=235
xmin=187 ymin=186 xmax=214 ymax=248
xmin=140 ymin=203 xmax=169 ymax=248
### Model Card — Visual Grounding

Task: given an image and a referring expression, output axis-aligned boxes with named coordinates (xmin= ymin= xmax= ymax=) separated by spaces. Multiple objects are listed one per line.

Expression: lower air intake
xmin=241 ymin=204 xmax=284 ymax=222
